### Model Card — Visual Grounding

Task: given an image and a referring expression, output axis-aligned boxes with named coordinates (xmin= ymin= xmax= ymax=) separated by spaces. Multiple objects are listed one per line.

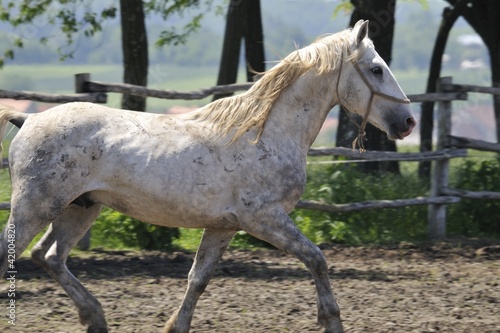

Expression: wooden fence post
xmin=427 ymin=77 xmax=452 ymax=239
xmin=75 ymin=73 xmax=90 ymax=93
xmin=75 ymin=73 xmax=92 ymax=251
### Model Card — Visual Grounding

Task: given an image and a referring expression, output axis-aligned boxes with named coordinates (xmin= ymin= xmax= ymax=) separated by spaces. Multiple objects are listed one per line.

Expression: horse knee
xmin=187 ymin=270 xmax=212 ymax=296
xmin=31 ymin=246 xmax=46 ymax=268
xmin=31 ymin=244 xmax=65 ymax=274
xmin=305 ymin=246 xmax=329 ymax=274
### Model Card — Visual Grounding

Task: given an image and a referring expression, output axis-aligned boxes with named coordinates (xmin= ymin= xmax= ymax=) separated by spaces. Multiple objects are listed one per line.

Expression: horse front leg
xmin=241 ymin=207 xmax=344 ymax=333
xmin=164 ymin=228 xmax=235 ymax=333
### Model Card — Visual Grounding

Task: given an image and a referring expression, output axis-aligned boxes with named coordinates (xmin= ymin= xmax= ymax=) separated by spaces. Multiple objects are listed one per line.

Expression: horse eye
xmin=371 ymin=66 xmax=383 ymax=75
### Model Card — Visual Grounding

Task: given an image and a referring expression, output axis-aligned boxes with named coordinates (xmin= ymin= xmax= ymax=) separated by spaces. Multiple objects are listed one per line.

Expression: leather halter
xmin=336 ymin=53 xmax=411 ymax=152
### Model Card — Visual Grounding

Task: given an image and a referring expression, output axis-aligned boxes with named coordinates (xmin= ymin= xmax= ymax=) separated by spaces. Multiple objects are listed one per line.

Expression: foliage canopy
xmin=0 ymin=0 xmax=217 ymax=67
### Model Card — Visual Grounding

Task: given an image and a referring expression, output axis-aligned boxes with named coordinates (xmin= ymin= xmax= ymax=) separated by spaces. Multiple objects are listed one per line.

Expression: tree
xmin=336 ymin=0 xmax=400 ymax=174
xmin=214 ymin=0 xmax=265 ymax=100
xmin=419 ymin=0 xmax=500 ymax=177
xmin=0 ymin=1 xmax=117 ymax=66
xmin=0 ymin=0 xmax=214 ymax=111
xmin=444 ymin=0 xmax=500 ymax=141
xmin=418 ymin=0 xmax=467 ymax=178
xmin=120 ymin=0 xmax=148 ymax=111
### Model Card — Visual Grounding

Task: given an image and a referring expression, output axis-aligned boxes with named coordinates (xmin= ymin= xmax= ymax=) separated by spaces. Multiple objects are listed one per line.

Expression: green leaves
xmin=101 ymin=6 xmax=117 ymax=19
xmin=149 ymin=1 xmax=212 ymax=47
xmin=0 ymin=0 xmax=120 ymax=65
xmin=0 ymin=9 xmax=9 ymax=21
xmin=333 ymin=0 xmax=429 ymax=18
xmin=291 ymin=161 xmax=429 ymax=245
xmin=403 ymin=0 xmax=429 ymax=9
xmin=0 ymin=0 xmax=214 ymax=67
xmin=156 ymin=13 xmax=203 ymax=47
xmin=448 ymin=158 xmax=500 ymax=237
xmin=332 ymin=0 xmax=354 ymax=18
xmin=91 ymin=208 xmax=180 ymax=251
xmin=3 ymin=49 xmax=14 ymax=59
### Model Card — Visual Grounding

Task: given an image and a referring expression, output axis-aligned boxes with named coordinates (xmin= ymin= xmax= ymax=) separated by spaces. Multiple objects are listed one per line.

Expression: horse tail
xmin=0 ymin=103 xmax=29 ymax=156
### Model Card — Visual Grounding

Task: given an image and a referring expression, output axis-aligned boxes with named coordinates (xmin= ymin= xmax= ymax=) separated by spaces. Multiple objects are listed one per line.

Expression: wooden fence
xmin=299 ymin=77 xmax=500 ymax=239
xmin=1 ymin=74 xmax=500 ymax=240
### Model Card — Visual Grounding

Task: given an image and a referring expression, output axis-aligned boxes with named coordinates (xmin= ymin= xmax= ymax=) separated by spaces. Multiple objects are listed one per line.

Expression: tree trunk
xmin=119 ymin=0 xmax=148 ymax=111
xmin=242 ymin=0 xmax=265 ymax=80
xmin=491 ymin=49 xmax=500 ymax=142
xmin=419 ymin=2 xmax=466 ymax=179
xmin=213 ymin=0 xmax=244 ymax=100
xmin=486 ymin=10 xmax=500 ymax=142
xmin=214 ymin=0 xmax=264 ymax=100
xmin=336 ymin=0 xmax=399 ymax=174
xmin=444 ymin=0 xmax=500 ymax=141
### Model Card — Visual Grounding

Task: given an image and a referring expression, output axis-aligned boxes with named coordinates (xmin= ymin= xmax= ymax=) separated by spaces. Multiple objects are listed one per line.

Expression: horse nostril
xmin=399 ymin=117 xmax=416 ymax=138
xmin=406 ymin=117 xmax=416 ymax=130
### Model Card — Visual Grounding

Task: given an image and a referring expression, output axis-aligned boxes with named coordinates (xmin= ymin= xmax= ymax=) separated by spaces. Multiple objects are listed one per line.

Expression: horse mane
xmin=190 ymin=28 xmax=366 ymax=144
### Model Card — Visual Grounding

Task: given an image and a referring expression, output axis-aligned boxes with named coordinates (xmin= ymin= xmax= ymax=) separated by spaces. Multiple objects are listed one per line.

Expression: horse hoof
xmin=87 ymin=325 xmax=108 ymax=333
xmin=324 ymin=320 xmax=344 ymax=333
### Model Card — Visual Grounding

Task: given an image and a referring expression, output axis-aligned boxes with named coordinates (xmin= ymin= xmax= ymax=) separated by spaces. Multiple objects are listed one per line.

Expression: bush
xmin=91 ymin=208 xmax=179 ymax=251
xmin=448 ymin=158 xmax=500 ymax=237
xmin=292 ymin=162 xmax=429 ymax=245
xmin=209 ymin=160 xmax=431 ymax=248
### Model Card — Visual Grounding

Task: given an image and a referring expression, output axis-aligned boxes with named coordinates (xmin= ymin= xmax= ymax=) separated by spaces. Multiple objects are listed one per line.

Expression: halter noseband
xmin=336 ymin=53 xmax=411 ymax=152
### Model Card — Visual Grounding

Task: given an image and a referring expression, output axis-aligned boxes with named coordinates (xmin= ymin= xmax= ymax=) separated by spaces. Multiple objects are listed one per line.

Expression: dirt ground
xmin=1 ymin=240 xmax=499 ymax=333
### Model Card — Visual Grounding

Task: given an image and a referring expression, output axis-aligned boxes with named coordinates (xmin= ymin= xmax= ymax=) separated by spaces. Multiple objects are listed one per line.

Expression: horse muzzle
xmin=388 ymin=116 xmax=416 ymax=140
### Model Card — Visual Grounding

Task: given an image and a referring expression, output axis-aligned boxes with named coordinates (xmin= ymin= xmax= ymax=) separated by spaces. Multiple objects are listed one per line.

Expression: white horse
xmin=0 ymin=21 xmax=415 ymax=333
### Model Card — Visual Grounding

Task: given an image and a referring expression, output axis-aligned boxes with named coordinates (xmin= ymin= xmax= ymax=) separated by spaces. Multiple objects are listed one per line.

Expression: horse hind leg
xmin=240 ymin=207 xmax=344 ymax=333
xmin=30 ymin=203 xmax=107 ymax=333
xmin=164 ymin=228 xmax=236 ymax=333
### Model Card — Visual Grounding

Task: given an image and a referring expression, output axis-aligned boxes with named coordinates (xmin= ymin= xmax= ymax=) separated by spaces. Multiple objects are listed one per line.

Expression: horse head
xmin=337 ymin=20 xmax=416 ymax=145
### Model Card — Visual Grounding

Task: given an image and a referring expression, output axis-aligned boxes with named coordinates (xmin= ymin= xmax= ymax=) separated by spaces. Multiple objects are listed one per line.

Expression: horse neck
xmin=262 ymin=69 xmax=338 ymax=152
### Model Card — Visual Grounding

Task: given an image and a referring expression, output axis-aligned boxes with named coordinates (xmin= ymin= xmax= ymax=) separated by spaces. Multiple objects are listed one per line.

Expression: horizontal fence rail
xmin=441 ymin=187 xmax=500 ymax=200
xmin=0 ymin=73 xmax=470 ymax=104
xmin=307 ymin=147 xmax=467 ymax=161
xmin=83 ymin=77 xmax=469 ymax=102
xmin=447 ymin=135 xmax=500 ymax=153
xmin=0 ymin=89 xmax=107 ymax=104
xmin=441 ymin=83 xmax=500 ymax=95
xmin=296 ymin=196 xmax=461 ymax=213
xmin=86 ymin=80 xmax=254 ymax=100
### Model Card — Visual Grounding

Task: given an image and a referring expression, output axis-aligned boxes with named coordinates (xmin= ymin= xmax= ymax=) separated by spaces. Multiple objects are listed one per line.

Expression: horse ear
xmin=353 ymin=20 xmax=369 ymax=46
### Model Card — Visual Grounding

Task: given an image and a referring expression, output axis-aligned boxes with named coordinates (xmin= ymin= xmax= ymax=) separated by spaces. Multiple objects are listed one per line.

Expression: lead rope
xmin=351 ymin=94 xmax=372 ymax=153
xmin=336 ymin=55 xmax=370 ymax=153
